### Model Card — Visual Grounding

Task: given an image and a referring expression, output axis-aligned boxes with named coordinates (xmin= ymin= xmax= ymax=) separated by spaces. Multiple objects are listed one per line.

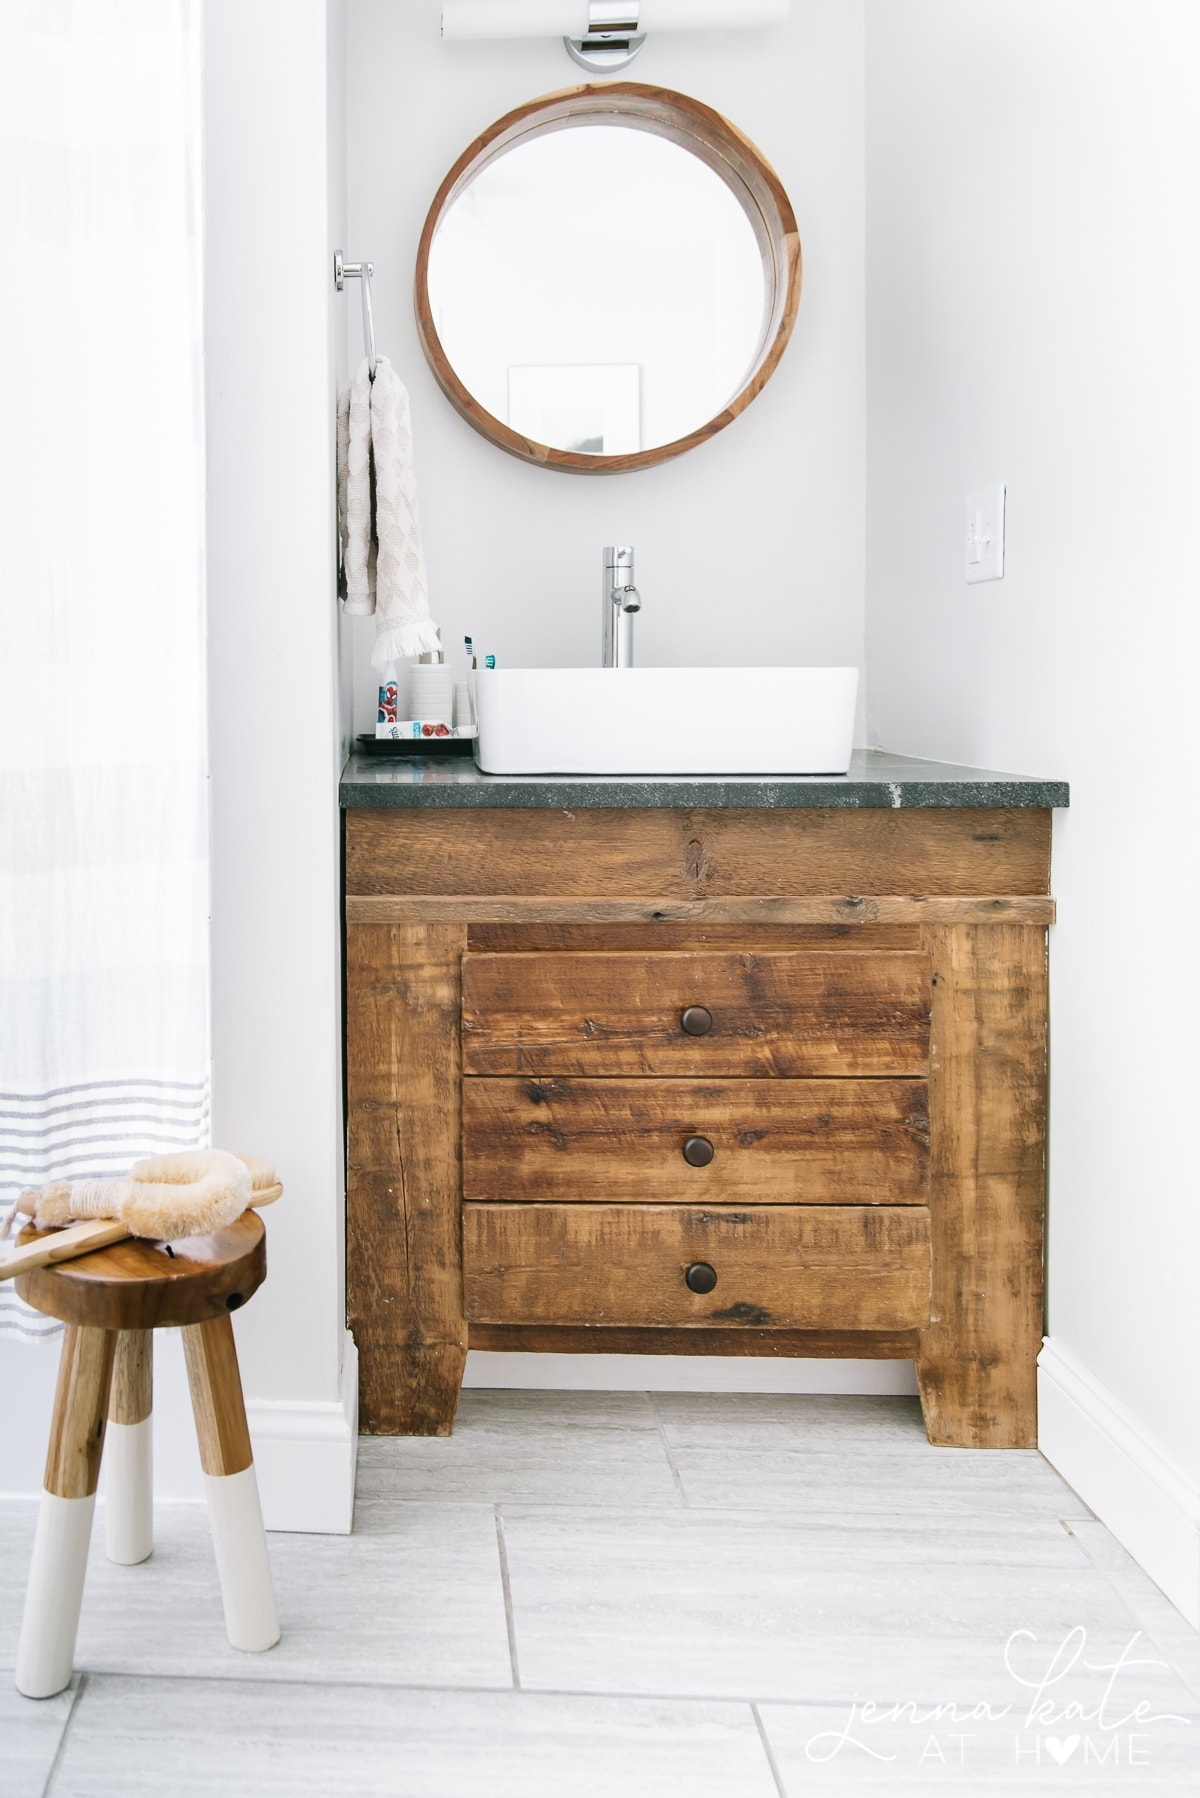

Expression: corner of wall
xmin=249 ymin=1331 xmax=359 ymax=1534
xmin=1039 ymin=1338 xmax=1200 ymax=1630
xmin=204 ymin=0 xmax=352 ymax=1516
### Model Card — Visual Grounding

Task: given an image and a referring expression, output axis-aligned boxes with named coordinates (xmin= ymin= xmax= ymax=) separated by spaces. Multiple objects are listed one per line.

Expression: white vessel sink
xmin=474 ymin=667 xmax=858 ymax=776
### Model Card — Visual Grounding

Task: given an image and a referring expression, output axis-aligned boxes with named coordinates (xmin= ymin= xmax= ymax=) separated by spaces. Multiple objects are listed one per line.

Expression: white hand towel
xmin=339 ymin=359 xmax=376 ymax=617
xmin=368 ymin=356 xmax=440 ymax=668
xmin=335 ymin=382 xmax=350 ymax=602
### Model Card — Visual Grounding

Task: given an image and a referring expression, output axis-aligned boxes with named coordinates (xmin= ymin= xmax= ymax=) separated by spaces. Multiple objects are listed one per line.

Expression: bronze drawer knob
xmin=682 ymin=1135 xmax=715 ymax=1167
xmin=680 ymin=1005 xmax=713 ymax=1036
xmin=685 ymin=1262 xmax=718 ymax=1295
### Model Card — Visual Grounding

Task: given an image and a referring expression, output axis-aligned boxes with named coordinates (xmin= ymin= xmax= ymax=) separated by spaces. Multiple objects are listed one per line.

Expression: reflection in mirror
xmin=415 ymin=86 xmax=800 ymax=473
xmin=427 ymin=126 xmax=766 ymax=458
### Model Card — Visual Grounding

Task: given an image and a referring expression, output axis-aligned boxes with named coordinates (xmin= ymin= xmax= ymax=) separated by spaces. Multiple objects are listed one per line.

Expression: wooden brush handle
xmin=0 ymin=1219 xmax=131 ymax=1282
xmin=1 ymin=1184 xmax=284 ymax=1282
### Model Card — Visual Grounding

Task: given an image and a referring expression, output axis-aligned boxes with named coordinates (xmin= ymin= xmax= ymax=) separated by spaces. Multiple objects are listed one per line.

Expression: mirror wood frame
xmin=414 ymin=83 xmax=802 ymax=475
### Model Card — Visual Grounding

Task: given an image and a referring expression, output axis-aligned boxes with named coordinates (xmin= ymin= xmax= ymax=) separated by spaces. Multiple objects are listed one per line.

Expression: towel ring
xmin=335 ymin=252 xmax=377 ymax=381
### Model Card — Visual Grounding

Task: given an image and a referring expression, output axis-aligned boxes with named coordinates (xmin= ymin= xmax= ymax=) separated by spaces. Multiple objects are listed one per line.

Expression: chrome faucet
xmin=601 ymin=546 xmax=642 ymax=667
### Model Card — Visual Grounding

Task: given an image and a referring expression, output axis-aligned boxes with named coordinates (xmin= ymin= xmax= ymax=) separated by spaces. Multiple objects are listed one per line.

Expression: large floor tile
xmin=456 ymin=1389 xmax=661 ymax=1431
xmin=53 ymin=1675 xmax=781 ymax=1798
xmin=356 ymin=1389 xmax=680 ymax=1511
xmin=651 ymin=1391 xmax=932 ymax=1446
xmin=1066 ymin=1520 xmax=1200 ymax=1703
xmin=760 ymin=1697 xmax=1200 ymax=1792
xmin=0 ymin=1503 xmax=45 ymax=1658
xmin=501 ymin=1504 xmax=1198 ymax=1711
xmin=652 ymin=1392 xmax=1085 ymax=1517
xmin=0 ymin=1500 xmax=511 ymax=1690
xmin=670 ymin=1440 xmax=1082 ymax=1518
xmin=0 ymin=1676 xmax=76 ymax=1798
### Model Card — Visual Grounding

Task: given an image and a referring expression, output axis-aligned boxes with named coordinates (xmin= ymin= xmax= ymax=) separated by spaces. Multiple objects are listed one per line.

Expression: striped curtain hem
xmin=0 ymin=1076 xmax=210 ymax=1343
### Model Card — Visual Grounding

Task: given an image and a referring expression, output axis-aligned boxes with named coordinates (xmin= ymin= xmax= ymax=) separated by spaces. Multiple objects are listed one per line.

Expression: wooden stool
xmin=13 ymin=1211 xmax=279 ymax=1699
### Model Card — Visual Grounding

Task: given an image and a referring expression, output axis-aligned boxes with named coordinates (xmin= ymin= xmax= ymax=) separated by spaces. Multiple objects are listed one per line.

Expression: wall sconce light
xmin=442 ymin=2 xmax=789 ymax=75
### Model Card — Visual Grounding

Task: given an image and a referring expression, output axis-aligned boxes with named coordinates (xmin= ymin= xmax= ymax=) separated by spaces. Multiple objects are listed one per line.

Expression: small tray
xmin=356 ymin=733 xmax=476 ymax=758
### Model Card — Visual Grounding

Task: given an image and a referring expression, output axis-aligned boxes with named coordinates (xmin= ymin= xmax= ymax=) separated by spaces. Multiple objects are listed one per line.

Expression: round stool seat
xmin=15 ymin=1210 xmax=266 ymax=1331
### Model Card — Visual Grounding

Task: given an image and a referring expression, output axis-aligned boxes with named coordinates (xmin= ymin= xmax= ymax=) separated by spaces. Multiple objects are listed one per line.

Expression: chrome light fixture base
xmin=565 ymin=3 xmax=645 ymax=72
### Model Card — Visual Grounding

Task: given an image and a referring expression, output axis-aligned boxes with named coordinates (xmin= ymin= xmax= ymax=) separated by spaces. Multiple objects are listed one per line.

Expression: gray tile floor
xmin=3 ymin=1391 xmax=1199 ymax=1795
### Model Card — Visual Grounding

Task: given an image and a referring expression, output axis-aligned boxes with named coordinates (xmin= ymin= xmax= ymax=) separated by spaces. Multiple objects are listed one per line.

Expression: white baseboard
xmin=1038 ymin=1337 xmax=1200 ymax=1629
xmin=246 ymin=1332 xmax=359 ymax=1535
xmin=1 ymin=1332 xmax=359 ymax=1532
xmin=463 ymin=1351 xmax=919 ymax=1396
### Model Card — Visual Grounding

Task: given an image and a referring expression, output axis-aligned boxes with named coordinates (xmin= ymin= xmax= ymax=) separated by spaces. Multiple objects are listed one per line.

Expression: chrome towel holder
xmin=335 ymin=251 xmax=377 ymax=380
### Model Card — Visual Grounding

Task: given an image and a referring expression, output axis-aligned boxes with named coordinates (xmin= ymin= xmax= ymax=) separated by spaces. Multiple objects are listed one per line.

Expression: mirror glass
xmin=426 ymin=124 xmax=768 ymax=459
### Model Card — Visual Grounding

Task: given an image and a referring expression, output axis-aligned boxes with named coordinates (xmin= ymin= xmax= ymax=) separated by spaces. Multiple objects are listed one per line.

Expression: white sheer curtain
xmin=0 ymin=1 xmax=209 ymax=1338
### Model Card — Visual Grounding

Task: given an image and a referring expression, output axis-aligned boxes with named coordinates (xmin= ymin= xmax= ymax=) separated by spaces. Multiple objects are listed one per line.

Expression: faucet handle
xmin=604 ymin=545 xmax=635 ymax=572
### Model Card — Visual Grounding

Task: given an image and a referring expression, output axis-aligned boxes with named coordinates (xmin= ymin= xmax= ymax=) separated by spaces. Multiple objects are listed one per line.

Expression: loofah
xmin=122 ymin=1150 xmax=251 ymax=1242
xmin=17 ymin=1149 xmax=265 ymax=1243
xmin=24 ymin=1182 xmax=77 ymax=1229
xmin=19 ymin=1178 xmax=133 ymax=1230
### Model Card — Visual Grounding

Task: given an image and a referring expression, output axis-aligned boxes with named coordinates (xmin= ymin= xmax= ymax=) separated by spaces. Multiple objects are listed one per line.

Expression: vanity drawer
xmin=462 ymin=1203 xmax=932 ymax=1331
xmin=463 ymin=1078 xmax=929 ymax=1206
xmin=461 ymin=950 xmax=931 ymax=1077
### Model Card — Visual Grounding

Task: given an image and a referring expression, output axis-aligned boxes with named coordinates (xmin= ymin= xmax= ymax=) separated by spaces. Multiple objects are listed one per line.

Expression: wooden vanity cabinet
xmin=344 ymin=804 xmax=1052 ymax=1449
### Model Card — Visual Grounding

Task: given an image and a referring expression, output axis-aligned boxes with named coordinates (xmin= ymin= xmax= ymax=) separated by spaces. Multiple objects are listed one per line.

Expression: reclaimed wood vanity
xmin=342 ymin=751 xmax=1067 ymax=1449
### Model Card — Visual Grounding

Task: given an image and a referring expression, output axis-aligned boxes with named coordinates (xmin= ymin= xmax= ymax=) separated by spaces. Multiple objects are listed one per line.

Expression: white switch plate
xmin=966 ymin=484 xmax=1005 ymax=583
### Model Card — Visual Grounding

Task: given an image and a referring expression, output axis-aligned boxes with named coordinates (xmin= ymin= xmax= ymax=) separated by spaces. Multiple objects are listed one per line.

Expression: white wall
xmin=345 ymin=0 xmax=867 ymax=730
xmin=865 ymin=1 xmax=1200 ymax=1620
xmin=204 ymin=0 xmax=356 ymax=1530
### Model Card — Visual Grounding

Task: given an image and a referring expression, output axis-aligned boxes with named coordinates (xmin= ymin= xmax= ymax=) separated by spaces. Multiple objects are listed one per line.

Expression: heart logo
xmin=1045 ymin=1735 xmax=1081 ymax=1765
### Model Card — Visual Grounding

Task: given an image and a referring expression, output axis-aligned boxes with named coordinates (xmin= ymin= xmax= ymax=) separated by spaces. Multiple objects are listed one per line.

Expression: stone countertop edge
xmin=339 ymin=748 xmax=1069 ymax=811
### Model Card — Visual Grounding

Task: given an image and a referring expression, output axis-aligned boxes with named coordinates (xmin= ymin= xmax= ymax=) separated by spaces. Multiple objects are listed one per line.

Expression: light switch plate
xmin=966 ymin=485 xmax=1005 ymax=583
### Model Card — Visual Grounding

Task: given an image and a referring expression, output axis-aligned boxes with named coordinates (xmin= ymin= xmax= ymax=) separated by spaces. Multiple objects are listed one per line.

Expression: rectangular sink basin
xmin=474 ymin=667 xmax=858 ymax=776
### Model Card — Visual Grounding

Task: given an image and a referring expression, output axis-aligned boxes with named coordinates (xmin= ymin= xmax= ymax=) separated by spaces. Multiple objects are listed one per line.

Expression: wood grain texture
xmin=351 ymin=895 xmax=1056 ymax=927
xmin=915 ymin=924 xmax=1048 ymax=1447
xmin=0 ymin=1218 xmax=130 ymax=1283
xmin=345 ymin=808 xmax=1052 ymax=900
xmin=182 ymin=1315 xmax=253 ymax=1477
xmin=15 ymin=1212 xmax=266 ymax=1331
xmin=346 ymin=921 xmax=468 ymax=1434
xmin=462 ymin=950 xmax=931 ymax=1077
xmin=466 ymin=922 xmax=924 ymax=954
xmin=344 ymin=808 xmax=1053 ymax=1443
xmin=467 ymin=1322 xmax=921 ymax=1359
xmin=109 ymin=1329 xmax=152 ymax=1426
xmin=43 ymin=1325 xmax=116 ymax=1499
xmin=463 ymin=1078 xmax=929 ymax=1207
xmin=414 ymin=83 xmax=800 ymax=475
xmin=463 ymin=1203 xmax=931 ymax=1332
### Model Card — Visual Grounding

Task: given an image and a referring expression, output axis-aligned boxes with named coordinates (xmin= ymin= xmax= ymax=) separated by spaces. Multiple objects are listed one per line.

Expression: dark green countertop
xmin=340 ymin=748 xmax=1068 ymax=810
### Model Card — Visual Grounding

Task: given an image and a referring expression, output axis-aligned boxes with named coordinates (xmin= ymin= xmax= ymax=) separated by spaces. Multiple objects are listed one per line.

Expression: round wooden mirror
xmin=414 ymin=84 xmax=801 ymax=475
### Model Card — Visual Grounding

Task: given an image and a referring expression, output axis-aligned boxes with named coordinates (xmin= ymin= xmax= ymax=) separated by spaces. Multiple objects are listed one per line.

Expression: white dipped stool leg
xmin=105 ymin=1330 xmax=153 ymax=1565
xmin=203 ymin=1465 xmax=279 ymax=1650
xmin=182 ymin=1316 xmax=279 ymax=1653
xmin=16 ymin=1326 xmax=116 ymax=1698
